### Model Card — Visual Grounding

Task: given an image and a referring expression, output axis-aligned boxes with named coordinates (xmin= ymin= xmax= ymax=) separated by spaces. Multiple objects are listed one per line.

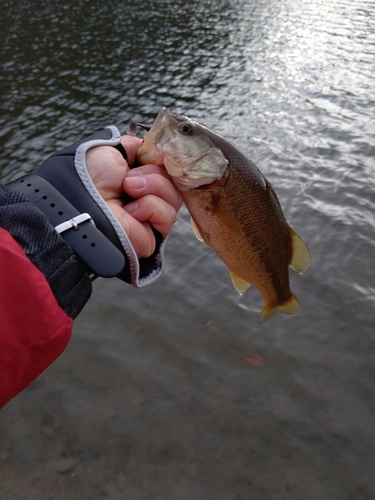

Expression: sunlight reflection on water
xmin=0 ymin=0 xmax=375 ymax=498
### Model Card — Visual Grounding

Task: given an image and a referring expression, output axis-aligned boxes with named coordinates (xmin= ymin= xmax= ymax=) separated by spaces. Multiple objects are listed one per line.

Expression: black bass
xmin=136 ymin=108 xmax=310 ymax=323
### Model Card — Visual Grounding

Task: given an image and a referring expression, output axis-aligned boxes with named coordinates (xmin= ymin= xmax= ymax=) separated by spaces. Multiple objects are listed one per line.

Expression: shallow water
xmin=1 ymin=0 xmax=375 ymax=498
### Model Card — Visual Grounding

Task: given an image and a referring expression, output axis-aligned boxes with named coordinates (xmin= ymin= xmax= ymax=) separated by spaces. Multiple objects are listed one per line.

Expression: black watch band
xmin=6 ymin=174 xmax=125 ymax=278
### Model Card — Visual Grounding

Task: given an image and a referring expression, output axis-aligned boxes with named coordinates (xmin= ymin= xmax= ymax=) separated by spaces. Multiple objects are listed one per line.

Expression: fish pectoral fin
xmin=230 ymin=271 xmax=251 ymax=295
xmin=191 ymin=217 xmax=204 ymax=242
xmin=289 ymin=228 xmax=311 ymax=275
xmin=259 ymin=294 xmax=302 ymax=324
xmin=214 ymin=202 xmax=243 ymax=235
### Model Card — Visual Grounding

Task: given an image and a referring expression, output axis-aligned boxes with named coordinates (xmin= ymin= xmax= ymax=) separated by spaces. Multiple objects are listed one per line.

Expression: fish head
xmin=137 ymin=108 xmax=229 ymax=191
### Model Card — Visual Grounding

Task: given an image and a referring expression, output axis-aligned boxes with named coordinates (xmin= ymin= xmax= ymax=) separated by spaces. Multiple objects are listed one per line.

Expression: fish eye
xmin=180 ymin=123 xmax=192 ymax=134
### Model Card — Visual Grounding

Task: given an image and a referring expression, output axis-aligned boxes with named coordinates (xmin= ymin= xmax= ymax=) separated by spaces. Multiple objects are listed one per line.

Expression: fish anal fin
xmin=230 ymin=271 xmax=251 ymax=295
xmin=289 ymin=228 xmax=310 ymax=275
xmin=259 ymin=294 xmax=302 ymax=324
xmin=191 ymin=217 xmax=204 ymax=242
xmin=214 ymin=202 xmax=243 ymax=236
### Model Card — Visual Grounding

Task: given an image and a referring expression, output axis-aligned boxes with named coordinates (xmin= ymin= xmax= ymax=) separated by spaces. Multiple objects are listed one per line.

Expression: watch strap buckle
xmin=55 ymin=213 xmax=93 ymax=234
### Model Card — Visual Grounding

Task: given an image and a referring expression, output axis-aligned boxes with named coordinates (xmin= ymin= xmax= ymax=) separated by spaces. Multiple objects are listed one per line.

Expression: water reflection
xmin=1 ymin=0 xmax=375 ymax=498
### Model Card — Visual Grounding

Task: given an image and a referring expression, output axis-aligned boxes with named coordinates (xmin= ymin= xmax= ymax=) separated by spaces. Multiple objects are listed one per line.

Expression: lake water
xmin=1 ymin=0 xmax=375 ymax=498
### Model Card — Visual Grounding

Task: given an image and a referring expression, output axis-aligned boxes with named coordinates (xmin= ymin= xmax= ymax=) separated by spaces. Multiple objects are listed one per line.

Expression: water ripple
xmin=1 ymin=0 xmax=375 ymax=497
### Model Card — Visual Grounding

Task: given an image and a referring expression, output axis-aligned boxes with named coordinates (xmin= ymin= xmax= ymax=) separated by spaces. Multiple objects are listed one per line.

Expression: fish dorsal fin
xmin=289 ymin=228 xmax=310 ymax=275
xmin=214 ymin=202 xmax=243 ymax=236
xmin=260 ymin=293 xmax=302 ymax=324
xmin=191 ymin=217 xmax=204 ymax=242
xmin=230 ymin=271 xmax=251 ymax=295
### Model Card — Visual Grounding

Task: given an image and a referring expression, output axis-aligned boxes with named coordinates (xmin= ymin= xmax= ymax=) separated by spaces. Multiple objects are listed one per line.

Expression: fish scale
xmin=183 ymin=164 xmax=292 ymax=306
xmin=136 ymin=108 xmax=310 ymax=323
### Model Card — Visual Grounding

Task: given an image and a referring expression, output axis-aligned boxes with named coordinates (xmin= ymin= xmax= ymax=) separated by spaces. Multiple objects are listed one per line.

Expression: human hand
xmin=85 ymin=135 xmax=182 ymax=259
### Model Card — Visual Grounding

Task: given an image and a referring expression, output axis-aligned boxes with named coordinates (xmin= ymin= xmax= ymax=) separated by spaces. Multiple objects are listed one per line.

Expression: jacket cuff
xmin=0 ymin=184 xmax=92 ymax=319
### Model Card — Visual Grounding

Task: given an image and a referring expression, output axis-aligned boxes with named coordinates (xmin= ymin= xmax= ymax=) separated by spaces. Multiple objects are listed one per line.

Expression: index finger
xmin=124 ymin=171 xmax=182 ymax=212
xmin=126 ymin=163 xmax=171 ymax=180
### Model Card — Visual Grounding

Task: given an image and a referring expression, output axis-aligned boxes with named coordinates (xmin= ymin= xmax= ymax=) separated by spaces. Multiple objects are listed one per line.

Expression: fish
xmin=136 ymin=107 xmax=310 ymax=323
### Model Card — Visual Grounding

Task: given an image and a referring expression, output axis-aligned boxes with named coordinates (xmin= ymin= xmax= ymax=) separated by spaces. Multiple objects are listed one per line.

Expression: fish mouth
xmin=151 ymin=107 xmax=171 ymax=131
xmin=147 ymin=107 xmax=175 ymax=148
xmin=137 ymin=108 xmax=174 ymax=165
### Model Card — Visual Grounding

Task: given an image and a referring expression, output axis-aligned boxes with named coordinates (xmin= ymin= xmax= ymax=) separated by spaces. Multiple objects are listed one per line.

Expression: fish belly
xmin=182 ymin=188 xmax=292 ymax=309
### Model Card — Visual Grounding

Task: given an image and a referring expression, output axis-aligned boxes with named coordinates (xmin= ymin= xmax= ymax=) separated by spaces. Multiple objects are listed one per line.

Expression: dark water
xmin=1 ymin=0 xmax=375 ymax=498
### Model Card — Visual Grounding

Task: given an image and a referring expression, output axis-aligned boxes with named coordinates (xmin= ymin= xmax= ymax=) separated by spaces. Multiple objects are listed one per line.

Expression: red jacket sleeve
xmin=0 ymin=228 xmax=73 ymax=408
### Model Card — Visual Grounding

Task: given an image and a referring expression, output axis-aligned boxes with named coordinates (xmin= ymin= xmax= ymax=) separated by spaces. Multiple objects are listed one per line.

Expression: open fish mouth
xmin=152 ymin=107 xmax=169 ymax=127
xmin=135 ymin=108 xmax=175 ymax=165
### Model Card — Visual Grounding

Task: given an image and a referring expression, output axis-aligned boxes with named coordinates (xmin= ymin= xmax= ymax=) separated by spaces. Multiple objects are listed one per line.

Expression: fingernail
xmin=127 ymin=169 xmax=144 ymax=177
xmin=125 ymin=176 xmax=147 ymax=189
xmin=125 ymin=201 xmax=138 ymax=214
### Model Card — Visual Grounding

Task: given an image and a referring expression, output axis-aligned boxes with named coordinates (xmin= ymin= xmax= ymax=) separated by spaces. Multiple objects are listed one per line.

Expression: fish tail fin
xmin=289 ymin=228 xmax=311 ymax=275
xmin=259 ymin=294 xmax=302 ymax=324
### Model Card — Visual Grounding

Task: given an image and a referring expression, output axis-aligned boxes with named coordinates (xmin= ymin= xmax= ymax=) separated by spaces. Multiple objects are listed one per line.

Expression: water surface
xmin=1 ymin=0 xmax=375 ymax=498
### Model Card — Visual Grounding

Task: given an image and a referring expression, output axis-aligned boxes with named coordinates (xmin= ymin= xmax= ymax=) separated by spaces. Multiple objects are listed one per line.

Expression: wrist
xmin=6 ymin=174 xmax=125 ymax=279
xmin=0 ymin=184 xmax=92 ymax=319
